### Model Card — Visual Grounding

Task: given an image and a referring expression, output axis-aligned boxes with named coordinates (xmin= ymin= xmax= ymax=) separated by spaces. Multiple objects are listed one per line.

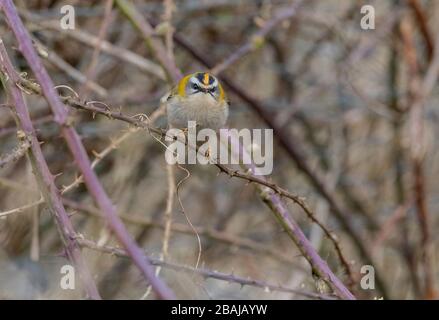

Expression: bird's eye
xmin=192 ymin=83 xmax=200 ymax=91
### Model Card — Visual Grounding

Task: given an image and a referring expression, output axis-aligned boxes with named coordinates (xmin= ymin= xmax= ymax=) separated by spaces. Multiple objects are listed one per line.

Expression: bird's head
xmin=177 ymin=72 xmax=225 ymax=102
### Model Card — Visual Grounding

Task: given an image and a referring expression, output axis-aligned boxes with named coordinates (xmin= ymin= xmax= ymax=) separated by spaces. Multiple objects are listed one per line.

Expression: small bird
xmin=163 ymin=72 xmax=229 ymax=130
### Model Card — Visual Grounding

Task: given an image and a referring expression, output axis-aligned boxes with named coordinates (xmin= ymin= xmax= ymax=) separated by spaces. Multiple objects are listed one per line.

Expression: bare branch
xmin=1 ymin=0 xmax=175 ymax=300
xmin=0 ymin=39 xmax=101 ymax=300
xmin=78 ymin=237 xmax=336 ymax=300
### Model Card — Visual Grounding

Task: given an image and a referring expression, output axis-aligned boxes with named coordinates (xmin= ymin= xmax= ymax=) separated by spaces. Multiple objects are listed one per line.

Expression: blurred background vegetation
xmin=1 ymin=0 xmax=439 ymax=299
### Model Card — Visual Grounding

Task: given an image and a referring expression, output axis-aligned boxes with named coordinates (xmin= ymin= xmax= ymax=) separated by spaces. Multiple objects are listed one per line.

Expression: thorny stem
xmin=78 ymin=237 xmax=337 ymax=300
xmin=0 ymin=0 xmax=175 ymax=300
xmin=0 ymin=40 xmax=101 ymax=300
xmin=226 ymin=133 xmax=355 ymax=300
xmin=17 ymin=72 xmax=355 ymax=298
xmin=170 ymin=15 xmax=391 ymax=299
xmin=4 ymin=0 xmax=355 ymax=299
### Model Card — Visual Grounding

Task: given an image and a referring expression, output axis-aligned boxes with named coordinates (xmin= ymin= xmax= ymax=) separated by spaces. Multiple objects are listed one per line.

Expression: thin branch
xmin=407 ymin=0 xmax=434 ymax=63
xmin=400 ymin=14 xmax=439 ymax=299
xmin=0 ymin=132 xmax=31 ymax=168
xmin=78 ymin=237 xmax=336 ymax=300
xmin=161 ymin=163 xmax=175 ymax=261
xmin=16 ymin=73 xmax=354 ymax=298
xmin=0 ymin=114 xmax=52 ymax=139
xmin=169 ymin=18 xmax=388 ymax=298
xmin=32 ymin=37 xmax=108 ymax=98
xmin=0 ymin=197 xmax=43 ymax=218
xmin=1 ymin=0 xmax=175 ymax=300
xmin=211 ymin=0 xmax=304 ymax=75
xmin=215 ymin=163 xmax=355 ymax=286
xmin=20 ymin=10 xmax=165 ymax=80
xmin=115 ymin=0 xmax=182 ymax=82
xmin=79 ymin=0 xmax=114 ymax=98
xmin=0 ymin=39 xmax=101 ymax=300
xmin=162 ymin=0 xmax=176 ymax=62
xmin=225 ymin=132 xmax=355 ymax=300
xmin=11 ymin=2 xmax=355 ymax=296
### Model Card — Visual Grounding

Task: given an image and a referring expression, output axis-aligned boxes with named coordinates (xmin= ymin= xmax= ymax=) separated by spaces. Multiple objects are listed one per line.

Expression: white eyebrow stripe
xmin=190 ymin=77 xmax=203 ymax=86
xmin=190 ymin=76 xmax=218 ymax=89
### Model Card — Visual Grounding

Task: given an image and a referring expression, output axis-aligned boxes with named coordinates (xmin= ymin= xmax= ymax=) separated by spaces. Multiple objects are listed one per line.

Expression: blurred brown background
xmin=1 ymin=0 xmax=439 ymax=299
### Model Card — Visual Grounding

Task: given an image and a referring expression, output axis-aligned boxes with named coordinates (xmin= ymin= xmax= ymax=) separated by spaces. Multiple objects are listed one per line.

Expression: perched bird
xmin=163 ymin=72 xmax=229 ymax=130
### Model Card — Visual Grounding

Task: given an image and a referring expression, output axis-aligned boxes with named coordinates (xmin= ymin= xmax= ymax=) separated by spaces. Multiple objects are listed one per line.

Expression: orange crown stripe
xmin=203 ymin=73 xmax=210 ymax=86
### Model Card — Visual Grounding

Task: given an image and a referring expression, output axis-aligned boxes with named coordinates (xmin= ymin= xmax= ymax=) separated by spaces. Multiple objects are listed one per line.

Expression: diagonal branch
xmin=17 ymin=67 xmax=355 ymax=299
xmin=168 ymin=19 xmax=389 ymax=298
xmin=226 ymin=132 xmax=355 ymax=300
xmin=0 ymin=132 xmax=31 ymax=168
xmin=0 ymin=40 xmax=101 ymax=300
xmin=211 ymin=0 xmax=304 ymax=75
xmin=115 ymin=0 xmax=182 ymax=82
xmin=11 ymin=0 xmax=355 ymax=299
xmin=78 ymin=237 xmax=336 ymax=300
xmin=0 ymin=0 xmax=175 ymax=300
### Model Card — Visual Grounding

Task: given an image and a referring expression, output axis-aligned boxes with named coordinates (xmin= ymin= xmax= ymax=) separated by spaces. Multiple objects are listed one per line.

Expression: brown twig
xmin=407 ymin=0 xmax=434 ymax=63
xmin=1 ymin=0 xmax=175 ymax=300
xmin=78 ymin=237 xmax=336 ymax=300
xmin=215 ymin=163 xmax=355 ymax=286
xmin=172 ymin=28 xmax=385 ymax=298
xmin=0 ymin=114 xmax=53 ymax=138
xmin=0 ymin=172 xmax=299 ymax=268
xmin=400 ymin=14 xmax=439 ymax=299
xmin=386 ymin=14 xmax=422 ymax=297
xmin=210 ymin=0 xmax=304 ymax=75
xmin=0 ymin=39 xmax=101 ymax=300
xmin=31 ymin=36 xmax=108 ymax=98
xmin=12 ymin=1 xmax=355 ymax=298
xmin=0 ymin=132 xmax=31 ymax=168
xmin=62 ymin=196 xmax=299 ymax=267
xmin=20 ymin=10 xmax=165 ymax=80
xmin=16 ymin=74 xmax=354 ymax=299
xmin=23 ymin=78 xmax=350 ymax=275
xmin=225 ymin=132 xmax=355 ymax=299
xmin=115 ymin=0 xmax=182 ymax=82
xmin=79 ymin=0 xmax=114 ymax=99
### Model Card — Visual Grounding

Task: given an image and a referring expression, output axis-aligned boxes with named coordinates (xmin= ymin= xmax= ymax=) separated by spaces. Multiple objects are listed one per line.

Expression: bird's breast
xmin=167 ymin=93 xmax=228 ymax=130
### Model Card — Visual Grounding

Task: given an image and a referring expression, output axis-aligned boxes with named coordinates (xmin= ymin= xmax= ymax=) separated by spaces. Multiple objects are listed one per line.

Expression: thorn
xmin=68 ymin=210 xmax=77 ymax=217
xmin=109 ymin=137 xmax=118 ymax=146
xmin=53 ymin=172 xmax=63 ymax=179
xmin=91 ymin=150 xmax=101 ymax=159
xmin=75 ymin=233 xmax=84 ymax=240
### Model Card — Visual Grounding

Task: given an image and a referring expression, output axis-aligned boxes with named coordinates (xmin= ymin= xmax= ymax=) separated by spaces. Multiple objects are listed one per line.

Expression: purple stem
xmin=1 ymin=0 xmax=175 ymax=300
xmin=267 ymin=193 xmax=355 ymax=299
xmin=0 ymin=40 xmax=101 ymax=300
xmin=228 ymin=132 xmax=356 ymax=300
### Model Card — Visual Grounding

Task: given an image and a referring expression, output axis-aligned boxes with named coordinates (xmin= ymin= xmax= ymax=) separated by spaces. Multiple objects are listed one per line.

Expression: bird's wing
xmin=160 ymin=86 xmax=177 ymax=104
